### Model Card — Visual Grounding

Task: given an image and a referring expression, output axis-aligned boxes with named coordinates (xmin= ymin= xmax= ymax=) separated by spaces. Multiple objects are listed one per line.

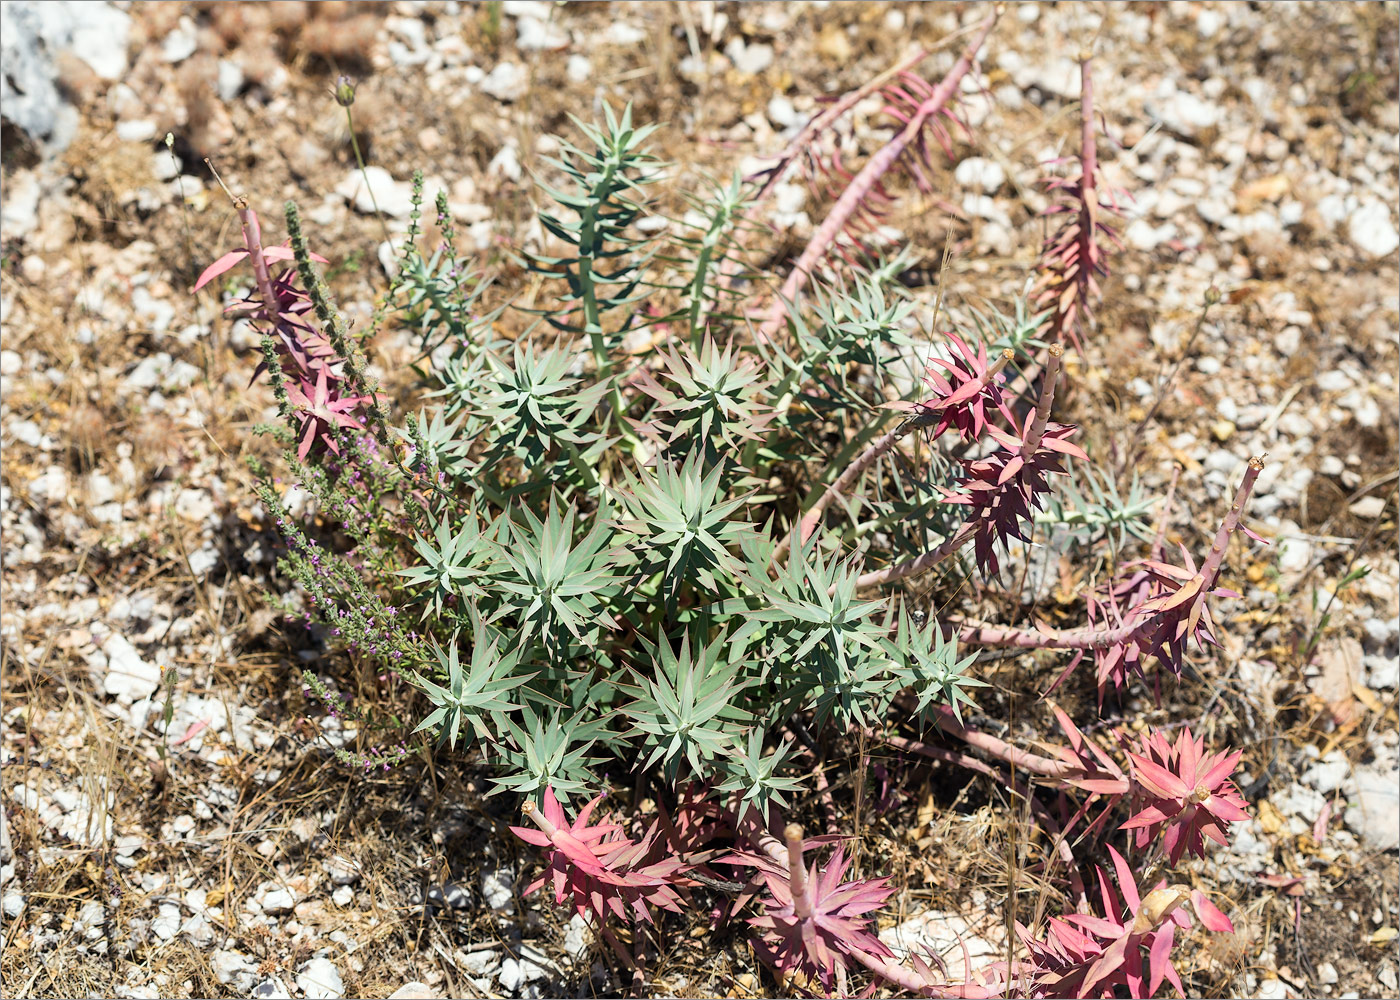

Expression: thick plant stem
xmin=852 ymin=522 xmax=978 ymax=590
xmin=719 ymin=44 xmax=934 ymax=290
xmin=1193 ymin=454 xmax=1264 ymax=597
xmin=235 ymin=202 xmax=282 ymax=328
xmin=776 ymin=419 xmax=915 ymax=566
xmin=1021 ymin=343 xmax=1064 ymax=457
xmin=1079 ymin=54 xmax=1098 ymax=228
xmin=783 ymin=347 xmax=1018 ymax=565
xmin=783 ymin=824 xmax=814 ymax=919
xmin=848 ymin=946 xmax=1007 ymax=999
xmin=755 ymin=8 xmax=1000 ymax=342
xmin=923 ymin=704 xmax=1104 ymax=782
xmin=750 ymin=47 xmax=929 ymax=212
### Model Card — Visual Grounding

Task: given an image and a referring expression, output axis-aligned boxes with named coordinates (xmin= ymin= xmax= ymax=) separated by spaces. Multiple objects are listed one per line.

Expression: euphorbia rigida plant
xmin=208 ymin=11 xmax=1263 ymax=996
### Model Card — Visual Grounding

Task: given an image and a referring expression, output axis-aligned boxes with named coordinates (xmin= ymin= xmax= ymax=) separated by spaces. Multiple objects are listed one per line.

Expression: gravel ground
xmin=2 ymin=3 xmax=1398 ymax=998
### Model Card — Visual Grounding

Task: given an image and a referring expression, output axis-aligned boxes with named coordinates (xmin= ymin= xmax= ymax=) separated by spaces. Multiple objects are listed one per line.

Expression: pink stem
xmin=235 ymin=202 xmax=283 ymax=329
xmin=1067 ymin=54 xmax=1099 ymax=345
xmin=784 ymin=824 xmax=814 ymax=920
xmin=738 ymin=810 xmax=792 ymax=870
xmin=786 ymin=348 xmax=1016 ymax=564
xmin=1194 ymin=454 xmax=1264 ymax=599
xmin=1079 ymin=54 xmax=1098 ymax=215
xmin=921 ymin=705 xmax=1092 ymax=781
xmin=848 ymin=946 xmax=1008 ymax=999
xmin=1021 ymin=343 xmax=1063 ymax=457
xmin=755 ymin=9 xmax=1000 ymax=342
xmin=519 ymin=799 xmax=559 ymax=839
xmin=853 ymin=522 xmax=979 ymax=590
xmin=748 ymin=47 xmax=931 ymax=216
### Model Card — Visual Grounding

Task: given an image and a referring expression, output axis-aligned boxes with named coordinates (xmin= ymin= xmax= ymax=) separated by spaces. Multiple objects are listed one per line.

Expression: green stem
xmin=575 ymin=159 xmax=644 ymax=459
xmin=345 ymin=105 xmax=393 ymax=248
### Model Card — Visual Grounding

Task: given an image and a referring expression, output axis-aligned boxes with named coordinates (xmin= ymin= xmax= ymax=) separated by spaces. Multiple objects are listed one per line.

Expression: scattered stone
xmin=297 ymin=957 xmax=345 ymax=1000
xmin=423 ymin=882 xmax=471 ymax=911
xmin=480 ymin=864 xmax=515 ymax=912
xmin=1344 ymin=764 xmax=1399 ymax=851
xmin=1348 ymin=201 xmax=1400 ymax=259
xmin=1365 ymin=654 xmax=1398 ymax=690
xmin=252 ymin=881 xmax=297 ymax=915
xmin=766 ymin=94 xmax=798 ymax=129
xmin=566 ymin=54 xmax=591 ymax=83
xmin=335 ymin=167 xmax=416 ymax=219
xmin=160 ymin=16 xmax=198 ymax=63
xmin=100 ymin=632 xmax=161 ymax=703
xmin=497 ymin=950 xmax=554 ymax=993
xmin=1 ymin=2 xmax=128 ymax=152
xmin=564 ymin=912 xmax=592 ymax=960
xmin=1145 ymin=83 xmax=1222 ymax=137
xmin=387 ymin=985 xmax=439 ymax=1000
xmin=607 ymin=22 xmax=646 ymax=45
xmin=1317 ymin=962 xmax=1339 ymax=986
xmin=512 ymin=11 xmax=567 ymax=50
xmin=1302 ymin=751 xmax=1350 ymax=795
xmin=216 ymin=59 xmax=245 ymax=102
xmin=2 ymin=892 xmax=23 ymax=919
xmin=1349 ymin=495 xmax=1388 ymax=520
xmin=152 ymin=901 xmax=181 ymax=941
xmin=953 ymin=157 xmax=1006 ymax=193
xmin=251 ymin=977 xmax=293 ymax=1000
xmin=212 ymin=950 xmax=255 ymax=985
xmin=457 ymin=949 xmax=500 ymax=977
xmin=116 ymin=119 xmax=156 ymax=143
xmin=323 ymin=856 xmax=360 ymax=886
xmin=488 ymin=142 xmax=523 ymax=183
xmin=480 ymin=61 xmax=528 ymax=101
xmin=0 ymin=170 xmax=41 ymax=241
xmin=725 ymin=38 xmax=774 ymax=75
xmin=879 ymin=909 xmax=1000 ymax=980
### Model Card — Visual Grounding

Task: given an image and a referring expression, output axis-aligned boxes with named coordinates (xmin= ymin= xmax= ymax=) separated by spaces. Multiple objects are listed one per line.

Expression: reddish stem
xmin=235 ymin=203 xmax=283 ymax=330
xmin=848 ymin=946 xmax=1008 ymax=999
xmin=1194 ymin=455 xmax=1264 ymax=600
xmin=1021 ymin=344 xmax=1064 ymax=457
xmin=755 ymin=9 xmax=1000 ymax=342
xmin=853 ymin=522 xmax=979 ymax=590
xmin=1079 ymin=54 xmax=1098 ymax=216
xmin=787 ymin=348 xmax=1016 ymax=564
xmin=783 ymin=824 xmax=814 ymax=920
xmin=747 ymin=47 xmax=932 ymax=218
xmin=923 ymin=705 xmax=1094 ymax=781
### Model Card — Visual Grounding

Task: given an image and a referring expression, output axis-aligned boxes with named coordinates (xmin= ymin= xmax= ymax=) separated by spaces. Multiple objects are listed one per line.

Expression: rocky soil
xmin=1 ymin=3 xmax=1397 ymax=999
